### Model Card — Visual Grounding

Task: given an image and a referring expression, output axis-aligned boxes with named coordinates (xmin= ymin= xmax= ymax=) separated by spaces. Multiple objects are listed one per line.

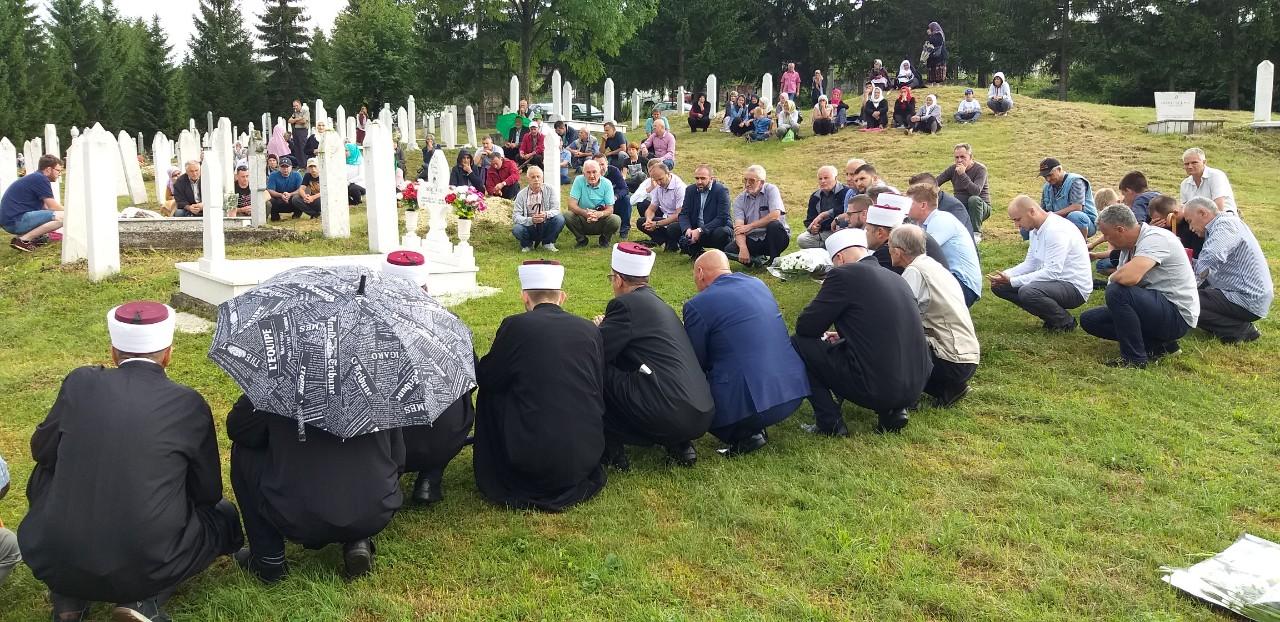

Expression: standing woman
xmin=810 ymin=70 xmax=826 ymax=106
xmin=860 ymin=87 xmax=888 ymax=130
xmin=688 ymin=93 xmax=711 ymax=132
xmin=924 ymin=22 xmax=947 ymax=86
xmin=893 ymin=86 xmax=916 ymax=130
xmin=355 ymin=105 xmax=369 ymax=145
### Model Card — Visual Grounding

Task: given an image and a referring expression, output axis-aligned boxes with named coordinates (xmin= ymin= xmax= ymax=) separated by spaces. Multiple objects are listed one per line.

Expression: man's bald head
xmin=1007 ymin=194 xmax=1047 ymax=231
xmin=693 ymin=249 xmax=732 ymax=291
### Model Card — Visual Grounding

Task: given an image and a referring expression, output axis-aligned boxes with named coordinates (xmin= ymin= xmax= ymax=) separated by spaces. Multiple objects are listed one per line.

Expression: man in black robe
xmin=865 ymin=193 xmax=951 ymax=275
xmin=21 ymin=301 xmax=243 ymax=622
xmin=227 ymin=396 xmax=405 ymax=583
xmin=596 ymin=242 xmax=715 ymax=468
xmin=473 ymin=260 xmax=607 ymax=512
xmin=792 ymin=229 xmax=933 ymax=435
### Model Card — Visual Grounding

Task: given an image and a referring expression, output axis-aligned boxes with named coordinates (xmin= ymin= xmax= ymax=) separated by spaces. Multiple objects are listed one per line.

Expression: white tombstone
xmin=151 ymin=132 xmax=171 ymax=205
xmin=542 ymin=125 xmax=562 ymax=208
xmin=0 ymin=137 xmax=16 ymax=198
xmin=335 ymin=105 xmax=347 ymax=142
xmin=23 ymin=138 xmax=41 ymax=176
xmin=562 ymin=81 xmax=574 ymax=122
xmin=60 ymin=135 xmax=87 ymax=264
xmin=314 ymin=99 xmax=326 ymax=130
xmin=677 ymin=87 xmax=685 ymax=118
xmin=397 ymin=106 xmax=411 ymax=149
xmin=510 ymin=75 xmax=520 ymax=112
xmin=603 ymin=78 xmax=615 ymax=123
xmin=261 ymin=113 xmax=271 ymax=137
xmin=1154 ymin=92 xmax=1196 ymax=121
xmin=83 ymin=127 xmax=121 ymax=282
xmin=188 ymin=118 xmax=197 ymax=133
xmin=427 ymin=114 xmax=436 ymax=136
xmin=198 ymin=150 xmax=225 ymax=272
xmin=421 ymin=149 xmax=452 ymax=254
xmin=364 ymin=122 xmax=399 ymax=253
xmin=444 ymin=106 xmax=458 ymax=148
xmin=206 ymin=111 xmax=214 ymax=134
xmin=407 ymin=96 xmax=417 ymax=148
xmin=707 ymin=74 xmax=718 ymax=118
xmin=70 ymin=127 xmax=80 ymax=139
xmin=117 ymin=130 xmax=148 ymax=204
xmin=301 ymin=103 xmax=311 ymax=134
xmin=248 ymin=146 xmax=267 ymax=227
xmin=136 ymin=132 xmax=145 ymax=157
xmin=345 ymin=116 xmax=357 ymax=143
xmin=177 ymin=130 xmax=200 ymax=169
xmin=761 ymin=73 xmax=774 ymax=110
xmin=465 ymin=105 xmax=477 ymax=147
xmin=1256 ymin=60 xmax=1275 ymax=124
xmin=217 ymin=117 xmax=235 ymax=191
xmin=317 ymin=130 xmax=350 ymax=238
xmin=631 ymin=90 xmax=641 ymax=128
xmin=551 ymin=69 xmax=563 ymax=121
xmin=44 ymin=124 xmax=60 ymax=161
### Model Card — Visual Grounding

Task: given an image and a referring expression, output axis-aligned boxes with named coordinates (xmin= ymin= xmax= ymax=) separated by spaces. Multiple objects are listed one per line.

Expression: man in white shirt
xmin=989 ymin=195 xmax=1093 ymax=331
xmin=635 ymin=161 xmax=685 ymax=251
xmin=1179 ymin=147 xmax=1237 ymax=214
xmin=1183 ymin=197 xmax=1272 ymax=343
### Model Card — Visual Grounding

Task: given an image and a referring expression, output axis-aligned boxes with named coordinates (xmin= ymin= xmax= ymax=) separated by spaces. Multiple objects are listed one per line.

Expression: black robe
xmin=402 ymin=390 xmax=475 ymax=477
xmin=227 ymin=396 xmax=405 ymax=547
xmin=20 ymin=361 xmax=239 ymax=602
xmin=473 ymin=303 xmax=607 ymax=512
xmin=598 ymin=287 xmax=715 ymax=446
xmin=794 ymin=256 xmax=932 ymax=411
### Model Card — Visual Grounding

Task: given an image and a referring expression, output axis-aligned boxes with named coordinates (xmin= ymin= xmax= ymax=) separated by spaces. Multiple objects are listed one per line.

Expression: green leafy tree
xmin=188 ymin=0 xmax=262 ymax=125
xmin=330 ymin=0 xmax=416 ymax=110
xmin=256 ymin=0 xmax=313 ymax=114
xmin=307 ymin=28 xmax=336 ymax=106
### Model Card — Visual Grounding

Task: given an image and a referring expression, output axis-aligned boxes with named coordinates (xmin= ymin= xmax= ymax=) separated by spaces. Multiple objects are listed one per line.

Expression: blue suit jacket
xmin=682 ymin=273 xmax=809 ymax=428
xmin=678 ymin=181 xmax=731 ymax=233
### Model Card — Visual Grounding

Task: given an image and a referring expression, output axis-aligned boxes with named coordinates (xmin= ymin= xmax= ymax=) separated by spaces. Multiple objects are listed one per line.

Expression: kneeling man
xmin=597 ymin=243 xmax=715 ymax=467
xmin=792 ymin=229 xmax=932 ymax=434
xmin=21 ymin=302 xmax=243 ymax=622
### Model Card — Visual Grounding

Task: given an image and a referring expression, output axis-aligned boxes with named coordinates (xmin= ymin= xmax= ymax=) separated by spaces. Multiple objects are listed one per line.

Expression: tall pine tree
xmin=188 ymin=0 xmax=262 ymax=126
xmin=125 ymin=16 xmax=173 ymax=137
xmin=0 ymin=0 xmax=46 ymax=140
xmin=47 ymin=0 xmax=104 ymax=124
xmin=256 ymin=0 xmax=312 ymax=114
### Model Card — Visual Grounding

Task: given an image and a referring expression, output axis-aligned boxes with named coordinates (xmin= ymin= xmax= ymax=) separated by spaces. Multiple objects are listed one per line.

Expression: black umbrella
xmin=209 ymin=264 xmax=477 ymax=439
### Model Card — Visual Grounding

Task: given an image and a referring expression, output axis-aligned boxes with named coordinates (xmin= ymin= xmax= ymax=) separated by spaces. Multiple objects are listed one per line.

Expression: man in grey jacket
xmin=936 ymin=143 xmax=992 ymax=240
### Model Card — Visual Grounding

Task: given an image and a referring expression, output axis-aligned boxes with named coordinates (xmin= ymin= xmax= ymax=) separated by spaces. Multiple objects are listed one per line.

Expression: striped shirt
xmin=0 ymin=452 xmax=8 ymax=489
xmin=1195 ymin=214 xmax=1273 ymax=318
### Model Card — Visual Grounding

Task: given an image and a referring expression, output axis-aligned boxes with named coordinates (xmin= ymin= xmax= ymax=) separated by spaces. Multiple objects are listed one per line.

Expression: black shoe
xmin=410 ymin=472 xmax=444 ymax=506
xmin=601 ymin=442 xmax=630 ymax=471
xmin=1044 ymin=319 xmax=1077 ymax=333
xmin=598 ymin=234 xmax=612 ymax=248
xmin=32 ymin=234 xmax=51 ymax=246
xmin=342 ymin=539 xmax=375 ymax=579
xmin=800 ymin=420 xmax=849 ymax=437
xmin=1148 ymin=341 xmax=1182 ymax=362
xmin=874 ymin=408 xmax=909 ymax=434
xmin=110 ymin=600 xmax=170 ymax=622
xmin=721 ymin=433 xmax=767 ymax=457
xmin=291 ymin=211 xmax=303 ymax=219
xmin=1104 ymin=357 xmax=1147 ymax=369
xmin=1093 ymin=278 xmax=1109 ymax=291
xmin=664 ymin=441 xmax=697 ymax=467
xmin=575 ymin=238 xmax=589 ymax=248
xmin=1220 ymin=327 xmax=1261 ymax=344
xmin=934 ymin=385 xmax=970 ymax=408
xmin=233 ymin=547 xmax=288 ymax=584
xmin=270 ymin=214 xmax=281 ymax=222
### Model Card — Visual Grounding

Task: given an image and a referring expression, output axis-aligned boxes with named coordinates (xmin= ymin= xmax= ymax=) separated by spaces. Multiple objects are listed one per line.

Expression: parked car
xmin=572 ymin=103 xmax=604 ymax=122
xmin=652 ymin=101 xmax=692 ymax=115
xmin=529 ymin=102 xmax=556 ymax=120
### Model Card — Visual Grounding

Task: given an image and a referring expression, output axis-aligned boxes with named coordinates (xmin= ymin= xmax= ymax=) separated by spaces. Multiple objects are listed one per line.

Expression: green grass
xmin=2 ymin=88 xmax=1278 ymax=621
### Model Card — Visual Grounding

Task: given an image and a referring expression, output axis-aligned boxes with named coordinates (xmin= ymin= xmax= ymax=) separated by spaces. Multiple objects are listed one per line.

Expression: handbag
xmin=920 ymin=42 xmax=934 ymax=64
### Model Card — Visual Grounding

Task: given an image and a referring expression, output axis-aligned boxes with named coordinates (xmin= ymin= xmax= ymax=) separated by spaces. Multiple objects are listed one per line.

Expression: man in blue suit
xmin=683 ymin=250 xmax=809 ymax=455
xmin=678 ymin=164 xmax=732 ymax=259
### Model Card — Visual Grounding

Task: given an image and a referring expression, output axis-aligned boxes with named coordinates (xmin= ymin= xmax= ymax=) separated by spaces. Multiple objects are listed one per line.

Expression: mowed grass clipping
xmin=1 ymin=88 xmax=1278 ymax=621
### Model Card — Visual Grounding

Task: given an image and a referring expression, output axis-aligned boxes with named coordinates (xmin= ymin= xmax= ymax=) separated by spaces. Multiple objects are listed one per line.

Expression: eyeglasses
xmin=743 ymin=177 xmax=761 ymax=183
xmin=604 ymin=273 xmax=616 ymax=282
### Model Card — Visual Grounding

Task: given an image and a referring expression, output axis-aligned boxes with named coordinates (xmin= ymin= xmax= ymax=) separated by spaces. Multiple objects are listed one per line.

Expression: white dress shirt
xmin=1004 ymin=212 xmax=1093 ymax=299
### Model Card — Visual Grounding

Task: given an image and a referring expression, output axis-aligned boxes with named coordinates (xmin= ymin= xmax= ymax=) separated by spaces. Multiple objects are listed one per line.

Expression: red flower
xmin=445 ymin=193 xmax=457 ymax=203
xmin=401 ymin=184 xmax=418 ymax=200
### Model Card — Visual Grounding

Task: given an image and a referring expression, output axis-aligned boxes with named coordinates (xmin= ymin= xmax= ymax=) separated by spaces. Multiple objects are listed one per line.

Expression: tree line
xmin=1 ymin=0 xmax=1277 ymax=149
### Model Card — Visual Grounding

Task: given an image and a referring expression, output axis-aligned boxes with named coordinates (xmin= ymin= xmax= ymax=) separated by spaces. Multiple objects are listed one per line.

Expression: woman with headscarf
xmin=896 ymin=60 xmax=918 ymax=90
xmin=924 ymin=22 xmax=948 ymax=86
xmin=730 ymin=95 xmax=754 ymax=137
xmin=449 ymin=149 xmax=485 ymax=192
xmin=867 ymin=60 xmax=890 ymax=91
xmin=860 ymin=87 xmax=888 ymax=130
xmin=892 ymin=86 xmax=916 ymax=129
xmin=910 ymin=94 xmax=943 ymax=134
xmin=810 ymin=70 xmax=826 ymax=106
xmin=812 ymin=95 xmax=836 ymax=135
xmin=988 ymin=72 xmax=1014 ymax=115
xmin=830 ymin=88 xmax=850 ymax=128
xmin=163 ymin=166 xmax=182 ymax=216
xmin=721 ymin=90 xmax=740 ymax=132
xmin=267 ymin=126 xmax=291 ymax=160
xmin=776 ymin=97 xmax=801 ymax=139
xmin=688 ymin=93 xmax=711 ymax=132
xmin=345 ymin=144 xmax=366 ymax=205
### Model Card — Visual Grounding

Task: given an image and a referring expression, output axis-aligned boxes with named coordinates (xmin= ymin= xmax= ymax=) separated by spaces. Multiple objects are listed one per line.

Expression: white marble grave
xmin=117 ymin=130 xmax=148 ymax=204
xmin=551 ymin=69 xmax=563 ymax=121
xmin=761 ymin=73 xmax=774 ymax=110
xmin=465 ymin=105 xmax=477 ymax=147
xmin=152 ymin=132 xmax=172 ymax=205
xmin=561 ymin=81 xmax=574 ymax=121
xmin=1255 ymin=60 xmax=1278 ymax=129
xmin=604 ymin=78 xmax=615 ymax=123
xmin=707 ymin=74 xmax=718 ymax=117
xmin=509 ymin=75 xmax=520 ymax=112
xmin=335 ymin=105 xmax=347 ymax=142
xmin=84 ymin=127 xmax=121 ymax=281
xmin=0 ymin=138 xmax=16 ymax=197
xmin=407 ymin=96 xmax=418 ymax=149
xmin=318 ymin=130 xmax=350 ymax=239
xmin=60 ymin=134 xmax=87 ymax=264
xmin=44 ymin=124 xmax=61 ymax=200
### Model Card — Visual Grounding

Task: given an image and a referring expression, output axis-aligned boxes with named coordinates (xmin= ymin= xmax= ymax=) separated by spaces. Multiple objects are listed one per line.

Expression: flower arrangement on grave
xmin=766 ymin=248 xmax=833 ymax=281
xmin=446 ymin=186 xmax=487 ymax=220
xmin=399 ymin=182 xmax=418 ymax=211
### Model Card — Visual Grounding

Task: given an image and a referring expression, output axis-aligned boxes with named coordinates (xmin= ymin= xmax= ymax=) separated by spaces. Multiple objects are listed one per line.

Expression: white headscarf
xmin=899 ymin=60 xmax=915 ymax=81
xmin=870 ymin=88 xmax=885 ymax=104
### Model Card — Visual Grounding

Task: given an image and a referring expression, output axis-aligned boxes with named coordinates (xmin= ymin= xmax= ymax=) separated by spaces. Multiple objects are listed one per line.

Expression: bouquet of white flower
xmin=767 ymin=248 xmax=832 ymax=281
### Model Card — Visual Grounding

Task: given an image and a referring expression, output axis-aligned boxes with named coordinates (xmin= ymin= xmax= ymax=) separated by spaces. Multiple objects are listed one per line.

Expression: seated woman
xmin=449 ymin=149 xmax=485 ymax=192
xmin=721 ymin=90 xmax=740 ymax=132
xmin=775 ymin=98 xmax=801 ymax=139
xmin=624 ymin=142 xmax=648 ymax=193
xmin=345 ymin=144 xmax=366 ymax=205
xmin=860 ymin=87 xmax=888 ymax=130
xmin=867 ymin=59 xmax=890 ymax=92
xmin=688 ymin=93 xmax=711 ymax=132
xmin=747 ymin=94 xmax=764 ymax=114
xmin=895 ymin=60 xmax=919 ymax=90
xmin=988 ymin=72 xmax=1014 ymax=115
xmin=729 ymin=95 xmax=754 ymax=136
xmin=830 ymin=88 xmax=850 ymax=127
xmin=812 ymin=95 xmax=837 ymax=135
xmin=892 ymin=86 xmax=916 ymax=129
xmin=747 ymin=107 xmax=774 ymax=141
xmin=910 ymin=94 xmax=943 ymax=134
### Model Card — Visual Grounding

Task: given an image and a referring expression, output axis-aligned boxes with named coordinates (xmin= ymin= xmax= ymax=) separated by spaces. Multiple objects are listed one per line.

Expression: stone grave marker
xmin=117 ymin=130 xmax=149 ymax=204
xmin=319 ymin=130 xmax=350 ymax=239
xmin=84 ymin=127 xmax=121 ymax=282
xmin=604 ymin=78 xmax=615 ymax=123
xmin=364 ymin=122 xmax=399 ymax=253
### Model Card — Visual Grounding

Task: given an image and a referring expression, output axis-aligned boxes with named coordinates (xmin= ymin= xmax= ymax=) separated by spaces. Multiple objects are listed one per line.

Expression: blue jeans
xmin=4 ymin=209 xmax=55 ymax=235
xmin=1080 ymin=283 xmax=1190 ymax=364
xmin=512 ymin=214 xmax=566 ymax=248
xmin=560 ymin=166 xmax=570 ymax=185
xmin=1095 ymin=258 xmax=1117 ymax=272
xmin=661 ymin=158 xmax=675 ymax=171
xmin=1021 ymin=211 xmax=1095 ymax=239
xmin=614 ymin=193 xmax=632 ymax=234
xmin=954 ymin=110 xmax=981 ymax=122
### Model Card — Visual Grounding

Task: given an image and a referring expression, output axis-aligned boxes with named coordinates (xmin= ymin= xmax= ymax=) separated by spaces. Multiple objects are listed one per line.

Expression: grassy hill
xmin=0 ymin=88 xmax=1276 ymax=621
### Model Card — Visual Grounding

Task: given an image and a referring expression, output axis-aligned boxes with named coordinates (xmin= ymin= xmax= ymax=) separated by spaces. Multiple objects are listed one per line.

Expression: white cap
xmin=106 ymin=301 xmax=176 ymax=353
xmin=611 ymin=242 xmax=656 ymax=278
xmin=383 ymin=250 xmax=429 ymax=287
xmin=867 ymin=193 xmax=913 ymax=228
xmin=518 ymin=260 xmax=565 ymax=290
xmin=825 ymin=228 xmax=868 ymax=258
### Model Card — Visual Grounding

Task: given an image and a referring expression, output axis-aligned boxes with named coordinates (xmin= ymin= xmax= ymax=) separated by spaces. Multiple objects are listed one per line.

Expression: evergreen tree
xmin=125 ymin=15 xmax=173 ymax=138
xmin=47 ymin=0 xmax=106 ymax=124
xmin=308 ymin=28 xmax=336 ymax=105
xmin=0 ymin=0 xmax=45 ymax=140
xmin=188 ymin=0 xmax=262 ymax=125
xmin=97 ymin=0 xmax=132 ymax=129
xmin=256 ymin=0 xmax=313 ymax=114
xmin=166 ymin=62 xmax=193 ymax=134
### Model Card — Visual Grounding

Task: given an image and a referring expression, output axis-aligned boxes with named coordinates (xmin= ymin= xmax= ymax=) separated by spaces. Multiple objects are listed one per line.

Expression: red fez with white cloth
xmin=611 ymin=242 xmax=655 ymax=278
xmin=867 ymin=193 xmax=912 ymax=228
xmin=106 ymin=301 xmax=175 ymax=353
xmin=384 ymin=250 xmax=430 ymax=287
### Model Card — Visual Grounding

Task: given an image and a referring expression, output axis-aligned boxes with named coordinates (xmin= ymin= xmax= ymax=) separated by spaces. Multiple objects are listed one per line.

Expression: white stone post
xmin=315 ymin=99 xmax=326 ymax=130
xmin=427 ymin=114 xmax=436 ymax=137
xmin=189 ymin=118 xmax=196 ymax=133
xmin=345 ymin=117 xmax=357 ymax=143
xmin=218 ymin=118 xmax=234 ymax=191
xmin=707 ymin=74 xmax=718 ymax=118
xmin=510 ymin=75 xmax=520 ymax=112
xmin=0 ymin=137 xmax=16 ymax=197
xmin=445 ymin=106 xmax=458 ymax=148
xmin=198 ymin=150 xmax=225 ymax=273
xmin=551 ymin=69 xmax=563 ymax=121
xmin=43 ymin=124 xmax=61 ymax=200
xmin=117 ymin=130 xmax=148 ymax=204
xmin=422 ymin=149 xmax=452 ymax=255
xmin=632 ymin=90 xmax=641 ymax=128
xmin=543 ymin=125 xmax=562 ymax=209
xmin=152 ymin=132 xmax=171 ymax=206
xmin=318 ymin=130 xmax=350 ymax=238
xmin=407 ymin=96 xmax=417 ymax=148
xmin=23 ymin=138 xmax=41 ymax=176
xmin=562 ymin=81 xmax=574 ymax=122
xmin=465 ymin=105 xmax=477 ymax=147
xmin=261 ymin=113 xmax=270 ymax=137
xmin=177 ymin=130 xmax=199 ymax=170
xmin=677 ymin=87 xmax=685 ymax=117
xmin=762 ymin=73 xmax=774 ymax=110
xmin=364 ymin=122 xmax=399 ymax=253
xmin=335 ymin=105 xmax=347 ymax=142
xmin=248 ymin=147 xmax=267 ymax=227
xmin=84 ymin=128 xmax=121 ymax=282
xmin=604 ymin=78 xmax=615 ymax=123
xmin=60 ymin=135 xmax=86 ymax=264
xmin=397 ymin=106 xmax=411 ymax=149
xmin=1256 ymin=60 xmax=1275 ymax=124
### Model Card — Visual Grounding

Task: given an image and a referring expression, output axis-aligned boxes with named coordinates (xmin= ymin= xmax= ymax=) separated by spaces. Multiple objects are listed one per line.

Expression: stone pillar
xmin=762 ymin=73 xmax=774 ymax=110
xmin=465 ymin=105 xmax=477 ymax=147
xmin=562 ymin=81 xmax=574 ymax=122
xmin=189 ymin=118 xmax=196 ymax=133
xmin=632 ymin=90 xmax=641 ymax=128
xmin=428 ymin=114 xmax=436 ymax=137
xmin=60 ymin=135 xmax=87 ymax=264
xmin=70 ymin=127 xmax=80 ymax=139
xmin=43 ymin=126 xmax=61 ymax=200
xmin=0 ymin=138 xmax=16 ymax=198
xmin=407 ymin=96 xmax=417 ymax=148
xmin=84 ymin=127 xmax=121 ymax=282
xmin=444 ymin=106 xmax=458 ymax=148
xmin=137 ymin=132 xmax=145 ymax=157
xmin=346 ymin=117 xmax=357 ymax=143
xmin=1256 ymin=60 xmax=1275 ymax=123
xmin=422 ymin=149 xmax=452 ymax=255
xmin=23 ymin=138 xmax=41 ymax=177
xmin=206 ymin=111 xmax=214 ymax=134
xmin=604 ymin=78 xmax=615 ymax=123
xmin=315 ymin=99 xmax=326 ymax=130
xmin=217 ymin=117 xmax=234 ymax=192
xmin=198 ymin=150 xmax=225 ymax=273
xmin=510 ymin=75 xmax=520 ymax=112
xmin=177 ymin=130 xmax=200 ymax=169
xmin=248 ymin=146 xmax=267 ymax=227
xmin=319 ymin=130 xmax=350 ymax=238
xmin=117 ymin=130 xmax=148 ymax=204
xmin=551 ymin=69 xmax=563 ymax=122
xmin=364 ymin=122 xmax=399 ymax=253
xmin=335 ymin=105 xmax=347 ymax=142
xmin=152 ymin=132 xmax=171 ymax=205
xmin=261 ymin=113 xmax=271 ymax=138
xmin=397 ymin=106 xmax=411 ymax=148
xmin=677 ymin=87 xmax=685 ymax=117
xmin=707 ymin=74 xmax=718 ymax=118
xmin=543 ymin=125 xmax=562 ymax=209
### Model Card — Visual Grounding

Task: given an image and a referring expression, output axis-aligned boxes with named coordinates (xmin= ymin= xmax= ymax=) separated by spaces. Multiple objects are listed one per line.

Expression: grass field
xmin=1 ymin=88 xmax=1277 ymax=621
